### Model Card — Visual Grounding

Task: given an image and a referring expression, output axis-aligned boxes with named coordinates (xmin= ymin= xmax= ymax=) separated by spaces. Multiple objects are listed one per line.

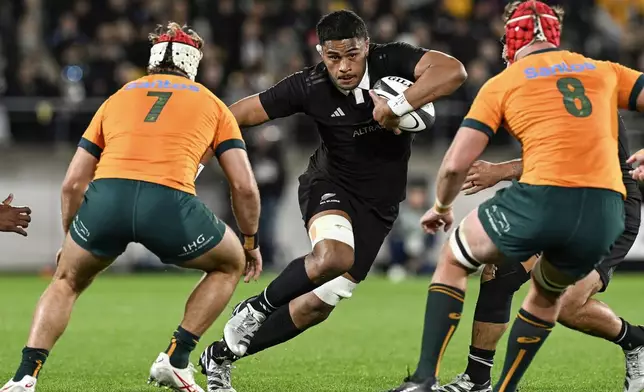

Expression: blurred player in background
xmin=0 ymin=193 xmax=31 ymax=237
xmin=436 ymin=115 xmax=644 ymax=392
xmin=1 ymin=22 xmax=261 ymax=392
xmin=386 ymin=1 xmax=644 ymax=392
xmin=198 ymin=9 xmax=467 ymax=392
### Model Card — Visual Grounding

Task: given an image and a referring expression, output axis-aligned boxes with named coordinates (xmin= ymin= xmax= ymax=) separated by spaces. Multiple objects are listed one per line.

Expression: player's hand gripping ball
xmin=371 ymin=76 xmax=436 ymax=133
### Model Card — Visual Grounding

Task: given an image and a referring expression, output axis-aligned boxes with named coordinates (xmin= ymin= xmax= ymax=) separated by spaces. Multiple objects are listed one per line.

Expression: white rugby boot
xmin=624 ymin=345 xmax=644 ymax=392
xmin=148 ymin=352 xmax=204 ymax=392
xmin=223 ymin=298 xmax=266 ymax=357
xmin=0 ymin=376 xmax=37 ymax=392
xmin=438 ymin=373 xmax=492 ymax=392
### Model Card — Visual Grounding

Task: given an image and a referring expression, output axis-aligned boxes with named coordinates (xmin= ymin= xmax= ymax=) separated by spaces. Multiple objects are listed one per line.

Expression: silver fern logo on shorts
xmin=320 ymin=193 xmax=340 ymax=205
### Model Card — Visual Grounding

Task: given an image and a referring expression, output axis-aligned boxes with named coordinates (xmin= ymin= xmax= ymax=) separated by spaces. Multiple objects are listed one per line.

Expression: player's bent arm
xmin=218 ymin=148 xmax=260 ymax=236
xmin=395 ymin=51 xmax=467 ymax=114
xmin=436 ymin=127 xmax=489 ymax=207
xmin=61 ymin=148 xmax=99 ymax=234
xmin=494 ymin=158 xmax=523 ymax=181
xmin=229 ymin=95 xmax=271 ymax=128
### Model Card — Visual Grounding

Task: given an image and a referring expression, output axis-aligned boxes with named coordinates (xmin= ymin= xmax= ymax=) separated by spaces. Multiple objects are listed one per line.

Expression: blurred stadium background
xmin=0 ymin=0 xmax=643 ymax=278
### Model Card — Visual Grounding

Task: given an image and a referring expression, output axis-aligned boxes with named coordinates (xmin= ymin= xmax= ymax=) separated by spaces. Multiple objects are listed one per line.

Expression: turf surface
xmin=0 ymin=273 xmax=641 ymax=391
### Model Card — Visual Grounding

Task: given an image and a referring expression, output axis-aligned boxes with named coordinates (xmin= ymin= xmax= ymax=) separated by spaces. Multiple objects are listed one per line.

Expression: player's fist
xmin=0 ymin=194 xmax=31 ymax=236
xmin=627 ymin=149 xmax=644 ymax=181
xmin=462 ymin=160 xmax=503 ymax=195
xmin=368 ymin=90 xmax=402 ymax=135
xmin=420 ymin=206 xmax=453 ymax=234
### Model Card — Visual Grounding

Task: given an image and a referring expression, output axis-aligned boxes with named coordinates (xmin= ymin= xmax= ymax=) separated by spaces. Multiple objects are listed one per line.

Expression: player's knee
xmin=474 ymin=262 xmax=530 ymax=324
xmin=53 ymin=268 xmax=93 ymax=294
xmin=312 ymin=276 xmax=358 ymax=308
xmin=307 ymin=215 xmax=355 ymax=280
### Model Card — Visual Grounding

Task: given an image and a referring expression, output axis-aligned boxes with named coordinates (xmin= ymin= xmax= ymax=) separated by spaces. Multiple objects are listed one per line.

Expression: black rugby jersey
xmin=618 ymin=115 xmax=641 ymax=201
xmin=259 ymin=42 xmax=428 ymax=211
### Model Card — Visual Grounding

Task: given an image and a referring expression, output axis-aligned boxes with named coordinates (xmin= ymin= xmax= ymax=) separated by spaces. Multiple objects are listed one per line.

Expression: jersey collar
xmin=336 ymin=63 xmax=369 ymax=104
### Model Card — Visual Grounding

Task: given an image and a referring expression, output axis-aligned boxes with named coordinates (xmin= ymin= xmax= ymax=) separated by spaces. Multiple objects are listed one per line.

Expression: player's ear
xmin=316 ymin=44 xmax=323 ymax=57
xmin=364 ymin=38 xmax=370 ymax=54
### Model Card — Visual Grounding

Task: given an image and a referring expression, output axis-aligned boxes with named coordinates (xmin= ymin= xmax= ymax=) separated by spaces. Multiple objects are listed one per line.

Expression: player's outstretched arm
xmin=61 ymin=148 xmax=99 ymax=234
xmin=402 ymin=51 xmax=467 ymax=110
xmin=229 ymin=94 xmax=271 ymax=128
xmin=461 ymin=159 xmax=523 ymax=195
xmin=218 ymin=148 xmax=260 ymax=237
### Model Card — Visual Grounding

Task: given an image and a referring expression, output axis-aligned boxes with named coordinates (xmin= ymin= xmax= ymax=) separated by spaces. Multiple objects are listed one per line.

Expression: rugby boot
xmin=223 ymin=298 xmax=266 ymax=357
xmin=199 ymin=340 xmax=238 ymax=392
xmin=624 ymin=345 xmax=644 ymax=392
xmin=148 ymin=352 xmax=204 ymax=392
xmin=438 ymin=373 xmax=492 ymax=392
xmin=386 ymin=374 xmax=439 ymax=392
xmin=0 ymin=376 xmax=36 ymax=392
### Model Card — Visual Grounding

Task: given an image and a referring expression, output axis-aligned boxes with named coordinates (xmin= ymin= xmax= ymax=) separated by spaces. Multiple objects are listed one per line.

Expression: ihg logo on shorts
xmin=180 ymin=233 xmax=214 ymax=257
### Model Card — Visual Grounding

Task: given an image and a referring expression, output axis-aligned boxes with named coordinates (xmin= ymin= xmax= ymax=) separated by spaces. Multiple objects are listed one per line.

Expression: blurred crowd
xmin=1 ymin=0 xmax=644 ymax=273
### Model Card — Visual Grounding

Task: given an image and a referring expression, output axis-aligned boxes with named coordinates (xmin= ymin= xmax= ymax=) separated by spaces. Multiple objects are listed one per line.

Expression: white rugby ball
xmin=372 ymin=76 xmax=436 ymax=133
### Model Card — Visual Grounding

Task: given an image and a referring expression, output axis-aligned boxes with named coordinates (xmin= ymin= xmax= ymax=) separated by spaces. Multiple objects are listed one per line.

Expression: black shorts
xmin=298 ymin=177 xmax=398 ymax=282
xmin=595 ymin=193 xmax=641 ymax=291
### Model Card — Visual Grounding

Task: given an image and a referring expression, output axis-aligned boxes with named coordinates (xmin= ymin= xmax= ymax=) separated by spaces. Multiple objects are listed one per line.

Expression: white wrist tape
xmin=434 ymin=199 xmax=453 ymax=211
xmin=387 ymin=93 xmax=414 ymax=116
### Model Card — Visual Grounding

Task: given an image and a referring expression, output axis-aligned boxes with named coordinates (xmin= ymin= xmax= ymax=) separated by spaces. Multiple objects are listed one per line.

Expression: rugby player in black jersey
xmin=197 ymin=10 xmax=467 ymax=391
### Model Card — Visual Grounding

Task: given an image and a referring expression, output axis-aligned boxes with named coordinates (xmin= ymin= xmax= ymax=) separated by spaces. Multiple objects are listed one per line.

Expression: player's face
xmin=321 ymin=38 xmax=369 ymax=90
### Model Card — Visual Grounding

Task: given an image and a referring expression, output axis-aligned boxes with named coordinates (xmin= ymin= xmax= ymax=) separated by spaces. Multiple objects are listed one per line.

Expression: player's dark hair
xmin=316 ymin=10 xmax=368 ymax=44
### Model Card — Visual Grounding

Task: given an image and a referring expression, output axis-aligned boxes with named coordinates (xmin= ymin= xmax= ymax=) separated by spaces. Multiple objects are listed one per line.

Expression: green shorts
xmin=478 ymin=181 xmax=624 ymax=280
xmin=70 ymin=178 xmax=226 ymax=264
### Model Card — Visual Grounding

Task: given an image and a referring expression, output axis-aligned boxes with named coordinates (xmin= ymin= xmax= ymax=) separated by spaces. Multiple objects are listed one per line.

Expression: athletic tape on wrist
xmin=434 ymin=199 xmax=452 ymax=213
xmin=240 ymin=232 xmax=259 ymax=250
xmin=387 ymin=93 xmax=414 ymax=116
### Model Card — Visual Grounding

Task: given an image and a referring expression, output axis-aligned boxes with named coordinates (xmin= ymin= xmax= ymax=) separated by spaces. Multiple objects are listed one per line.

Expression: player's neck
xmin=515 ymin=42 xmax=558 ymax=62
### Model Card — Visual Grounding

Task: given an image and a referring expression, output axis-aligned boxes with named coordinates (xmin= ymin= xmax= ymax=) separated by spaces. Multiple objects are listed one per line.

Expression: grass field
xmin=0 ymin=273 xmax=642 ymax=392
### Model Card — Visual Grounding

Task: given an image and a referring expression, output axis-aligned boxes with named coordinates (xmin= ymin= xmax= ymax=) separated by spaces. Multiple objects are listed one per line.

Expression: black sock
xmin=203 ymin=305 xmax=303 ymax=369
xmin=612 ymin=318 xmax=644 ymax=351
xmin=246 ymin=304 xmax=303 ymax=355
xmin=248 ymin=256 xmax=317 ymax=315
xmin=464 ymin=346 xmax=495 ymax=385
xmin=411 ymin=283 xmax=465 ymax=383
xmin=166 ymin=326 xmax=200 ymax=369
xmin=494 ymin=309 xmax=554 ymax=392
xmin=13 ymin=347 xmax=49 ymax=381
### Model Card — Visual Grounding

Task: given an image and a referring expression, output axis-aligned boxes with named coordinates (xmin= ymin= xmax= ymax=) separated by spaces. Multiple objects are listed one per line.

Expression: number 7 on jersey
xmin=144 ymin=91 xmax=173 ymax=122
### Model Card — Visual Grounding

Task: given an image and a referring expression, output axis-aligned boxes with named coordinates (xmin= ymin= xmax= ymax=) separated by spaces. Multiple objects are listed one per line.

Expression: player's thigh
xmin=56 ymin=233 xmax=114 ymax=292
xmin=301 ymin=179 xmax=356 ymax=266
xmin=595 ymin=194 xmax=640 ymax=292
xmin=69 ymin=179 xmax=134 ymax=260
xmin=546 ymin=188 xmax=625 ymax=285
xmin=135 ymin=183 xmax=228 ymax=267
xmin=181 ymin=225 xmax=244 ymax=274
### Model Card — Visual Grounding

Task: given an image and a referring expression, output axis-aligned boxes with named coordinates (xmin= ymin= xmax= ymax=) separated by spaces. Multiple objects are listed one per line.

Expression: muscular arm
xmin=436 ymin=127 xmax=489 ymax=207
xmin=61 ymin=148 xmax=98 ymax=234
xmin=229 ymin=95 xmax=271 ymax=128
xmin=218 ymin=148 xmax=260 ymax=236
xmin=404 ymin=51 xmax=467 ymax=109
xmin=496 ymin=158 xmax=523 ymax=181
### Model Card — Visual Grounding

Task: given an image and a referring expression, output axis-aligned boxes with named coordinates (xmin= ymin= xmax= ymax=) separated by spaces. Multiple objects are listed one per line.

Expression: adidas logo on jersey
xmin=331 ymin=107 xmax=345 ymax=117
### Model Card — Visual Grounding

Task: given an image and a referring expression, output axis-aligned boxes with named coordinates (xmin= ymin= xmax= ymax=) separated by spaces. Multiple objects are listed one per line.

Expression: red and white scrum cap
xmin=503 ymin=1 xmax=561 ymax=64
xmin=149 ymin=29 xmax=203 ymax=81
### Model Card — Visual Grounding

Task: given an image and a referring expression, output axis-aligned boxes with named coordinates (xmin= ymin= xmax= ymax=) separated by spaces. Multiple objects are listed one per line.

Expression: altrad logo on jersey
xmin=524 ymin=62 xmax=596 ymax=79
xmin=125 ymin=79 xmax=200 ymax=92
xmin=353 ymin=124 xmax=385 ymax=138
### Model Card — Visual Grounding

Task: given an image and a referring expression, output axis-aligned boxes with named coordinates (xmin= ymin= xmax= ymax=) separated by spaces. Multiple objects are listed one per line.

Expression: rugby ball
xmin=373 ymin=76 xmax=436 ymax=133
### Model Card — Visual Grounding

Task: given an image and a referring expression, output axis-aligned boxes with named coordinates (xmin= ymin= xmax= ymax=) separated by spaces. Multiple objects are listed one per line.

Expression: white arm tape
xmin=195 ymin=163 xmax=205 ymax=180
xmin=308 ymin=214 xmax=354 ymax=249
xmin=313 ymin=276 xmax=358 ymax=306
xmin=387 ymin=93 xmax=415 ymax=116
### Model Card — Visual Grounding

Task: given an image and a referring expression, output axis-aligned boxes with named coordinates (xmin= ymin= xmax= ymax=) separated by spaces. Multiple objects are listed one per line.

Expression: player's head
xmin=501 ymin=1 xmax=564 ymax=65
xmin=316 ymin=10 xmax=369 ymax=91
xmin=147 ymin=22 xmax=204 ymax=81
